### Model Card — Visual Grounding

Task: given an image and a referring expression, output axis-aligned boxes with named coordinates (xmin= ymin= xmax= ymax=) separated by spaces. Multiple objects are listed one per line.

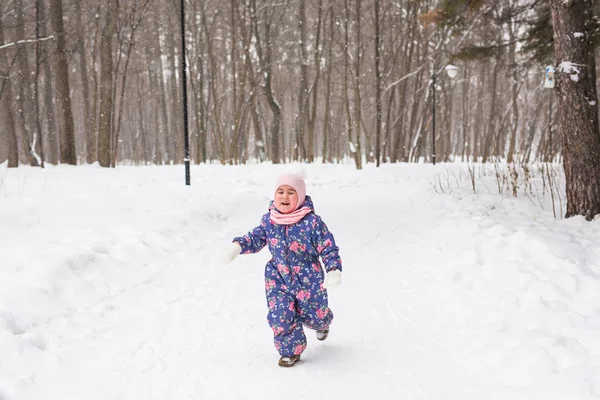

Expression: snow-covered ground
xmin=1 ymin=162 xmax=599 ymax=400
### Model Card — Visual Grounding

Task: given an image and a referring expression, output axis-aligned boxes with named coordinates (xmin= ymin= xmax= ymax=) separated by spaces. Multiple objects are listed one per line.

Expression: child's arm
xmin=233 ymin=214 xmax=268 ymax=254
xmin=314 ymin=216 xmax=342 ymax=272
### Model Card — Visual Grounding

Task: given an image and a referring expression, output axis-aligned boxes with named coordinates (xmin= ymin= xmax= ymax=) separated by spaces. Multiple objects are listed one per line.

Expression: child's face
xmin=274 ymin=185 xmax=298 ymax=214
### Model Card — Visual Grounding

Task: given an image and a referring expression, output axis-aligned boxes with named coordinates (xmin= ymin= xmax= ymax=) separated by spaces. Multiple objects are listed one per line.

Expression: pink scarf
xmin=270 ymin=206 xmax=312 ymax=225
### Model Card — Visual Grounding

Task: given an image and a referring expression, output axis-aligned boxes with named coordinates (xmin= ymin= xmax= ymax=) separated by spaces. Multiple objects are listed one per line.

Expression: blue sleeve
xmin=314 ymin=216 xmax=342 ymax=272
xmin=233 ymin=214 xmax=268 ymax=254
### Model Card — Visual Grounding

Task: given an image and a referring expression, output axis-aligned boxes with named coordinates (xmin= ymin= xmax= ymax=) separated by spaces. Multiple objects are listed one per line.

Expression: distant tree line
xmin=1 ymin=0 xmax=595 ymax=169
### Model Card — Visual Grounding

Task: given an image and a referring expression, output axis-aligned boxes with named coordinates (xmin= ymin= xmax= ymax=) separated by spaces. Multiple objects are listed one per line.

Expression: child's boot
xmin=316 ymin=328 xmax=329 ymax=341
xmin=278 ymin=355 xmax=301 ymax=367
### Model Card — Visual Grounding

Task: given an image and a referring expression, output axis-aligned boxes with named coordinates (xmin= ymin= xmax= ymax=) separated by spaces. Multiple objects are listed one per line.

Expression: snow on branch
xmin=558 ymin=61 xmax=586 ymax=82
xmin=0 ymin=36 xmax=55 ymax=51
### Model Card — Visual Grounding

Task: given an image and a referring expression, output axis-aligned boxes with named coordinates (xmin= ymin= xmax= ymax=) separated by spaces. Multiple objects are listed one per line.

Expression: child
xmin=221 ymin=172 xmax=342 ymax=367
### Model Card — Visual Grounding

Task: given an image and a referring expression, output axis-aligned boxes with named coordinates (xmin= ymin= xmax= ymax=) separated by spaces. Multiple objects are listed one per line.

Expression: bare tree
xmin=112 ymin=0 xmax=151 ymax=166
xmin=189 ymin=0 xmax=208 ymax=164
xmin=374 ymin=0 xmax=382 ymax=166
xmin=250 ymin=0 xmax=284 ymax=164
xmin=34 ymin=0 xmax=45 ymax=167
xmin=165 ymin=8 xmax=183 ymax=164
xmin=351 ymin=0 xmax=363 ymax=169
xmin=505 ymin=2 xmax=520 ymax=164
xmin=292 ymin=0 xmax=309 ymax=161
xmin=321 ymin=0 xmax=334 ymax=163
xmin=97 ymin=0 xmax=119 ymax=167
xmin=89 ymin=2 xmax=103 ymax=165
xmin=74 ymin=1 xmax=93 ymax=164
xmin=14 ymin=0 xmax=38 ymax=165
xmin=48 ymin=0 xmax=76 ymax=164
xmin=39 ymin=0 xmax=58 ymax=165
xmin=0 ymin=5 xmax=19 ymax=167
xmin=343 ymin=0 xmax=361 ymax=169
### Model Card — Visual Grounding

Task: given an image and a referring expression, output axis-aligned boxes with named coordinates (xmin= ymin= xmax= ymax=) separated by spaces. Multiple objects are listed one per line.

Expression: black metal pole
xmin=180 ymin=0 xmax=191 ymax=185
xmin=432 ymin=68 xmax=436 ymax=166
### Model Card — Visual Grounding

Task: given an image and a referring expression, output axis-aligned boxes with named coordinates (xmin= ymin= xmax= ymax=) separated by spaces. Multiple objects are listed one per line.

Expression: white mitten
xmin=218 ymin=242 xmax=241 ymax=264
xmin=323 ymin=270 xmax=342 ymax=289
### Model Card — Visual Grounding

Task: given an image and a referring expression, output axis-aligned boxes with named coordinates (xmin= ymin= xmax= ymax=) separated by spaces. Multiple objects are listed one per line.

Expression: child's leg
xmin=266 ymin=290 xmax=307 ymax=357
xmin=295 ymin=287 xmax=334 ymax=331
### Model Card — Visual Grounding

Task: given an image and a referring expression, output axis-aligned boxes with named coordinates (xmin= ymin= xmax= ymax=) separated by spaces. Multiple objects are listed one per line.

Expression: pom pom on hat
xmin=274 ymin=171 xmax=306 ymax=210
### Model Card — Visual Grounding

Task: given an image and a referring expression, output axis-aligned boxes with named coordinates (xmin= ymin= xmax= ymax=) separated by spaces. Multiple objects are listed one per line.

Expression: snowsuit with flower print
xmin=233 ymin=196 xmax=342 ymax=357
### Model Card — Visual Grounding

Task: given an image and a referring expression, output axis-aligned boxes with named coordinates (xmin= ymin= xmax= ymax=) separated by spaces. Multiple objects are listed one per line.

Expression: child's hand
xmin=323 ymin=270 xmax=342 ymax=288
xmin=217 ymin=242 xmax=242 ymax=264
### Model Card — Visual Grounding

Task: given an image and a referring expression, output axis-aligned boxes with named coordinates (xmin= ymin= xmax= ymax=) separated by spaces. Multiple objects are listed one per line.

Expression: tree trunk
xmin=34 ymin=0 xmax=45 ymax=167
xmin=37 ymin=0 xmax=59 ymax=165
xmin=506 ymin=5 xmax=519 ymax=163
xmin=112 ymin=1 xmax=147 ymax=166
xmin=480 ymin=59 xmax=499 ymax=163
xmin=89 ymin=3 xmax=102 ymax=165
xmin=461 ymin=65 xmax=469 ymax=161
xmin=14 ymin=0 xmax=38 ymax=165
xmin=550 ymin=0 xmax=600 ymax=220
xmin=306 ymin=0 xmax=323 ymax=164
xmin=98 ymin=0 xmax=119 ymax=167
xmin=166 ymin=11 xmax=183 ymax=163
xmin=136 ymin=75 xmax=148 ymax=164
xmin=293 ymin=0 xmax=308 ymax=161
xmin=0 ymin=13 xmax=19 ymax=167
xmin=352 ymin=0 xmax=363 ymax=169
xmin=148 ymin=15 xmax=170 ymax=164
xmin=250 ymin=0 xmax=282 ymax=164
xmin=239 ymin=1 xmax=264 ymax=163
xmin=49 ymin=0 xmax=77 ymax=164
xmin=229 ymin=0 xmax=240 ymax=163
xmin=322 ymin=0 xmax=334 ymax=163
xmin=374 ymin=0 xmax=382 ymax=167
xmin=200 ymin=8 xmax=227 ymax=164
xmin=74 ymin=1 xmax=93 ymax=164
xmin=263 ymin=20 xmax=283 ymax=164
xmin=193 ymin=1 xmax=209 ymax=164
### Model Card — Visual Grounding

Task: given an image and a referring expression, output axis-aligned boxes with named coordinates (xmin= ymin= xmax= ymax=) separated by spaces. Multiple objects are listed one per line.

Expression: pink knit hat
xmin=274 ymin=173 xmax=306 ymax=210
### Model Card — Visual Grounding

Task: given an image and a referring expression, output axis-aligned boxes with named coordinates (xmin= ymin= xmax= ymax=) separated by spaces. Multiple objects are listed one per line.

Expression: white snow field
xmin=1 ymin=162 xmax=599 ymax=400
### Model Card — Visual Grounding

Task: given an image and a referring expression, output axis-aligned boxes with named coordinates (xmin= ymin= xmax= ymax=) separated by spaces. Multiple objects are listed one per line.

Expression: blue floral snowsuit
xmin=233 ymin=196 xmax=342 ymax=357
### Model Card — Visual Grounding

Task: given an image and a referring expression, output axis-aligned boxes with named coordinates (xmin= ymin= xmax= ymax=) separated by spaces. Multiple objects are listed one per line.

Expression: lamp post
xmin=431 ymin=63 xmax=458 ymax=165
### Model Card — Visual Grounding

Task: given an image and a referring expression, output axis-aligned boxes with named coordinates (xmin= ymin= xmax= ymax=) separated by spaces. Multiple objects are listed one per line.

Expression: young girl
xmin=222 ymin=172 xmax=342 ymax=367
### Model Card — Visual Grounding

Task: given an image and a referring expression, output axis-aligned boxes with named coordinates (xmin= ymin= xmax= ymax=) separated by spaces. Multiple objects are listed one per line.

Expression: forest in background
xmin=0 ymin=0 xmax=598 ymax=168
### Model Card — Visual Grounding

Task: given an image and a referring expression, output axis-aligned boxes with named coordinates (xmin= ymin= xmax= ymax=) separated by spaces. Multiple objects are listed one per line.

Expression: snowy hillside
xmin=1 ymin=162 xmax=599 ymax=400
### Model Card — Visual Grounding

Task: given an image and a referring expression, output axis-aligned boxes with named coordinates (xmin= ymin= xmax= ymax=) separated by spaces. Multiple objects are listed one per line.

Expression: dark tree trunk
xmin=263 ymin=20 xmax=283 ymax=165
xmin=49 ymin=0 xmax=77 ymax=164
xmin=374 ymin=0 xmax=382 ymax=167
xmin=352 ymin=0 xmax=363 ymax=169
xmin=293 ymin=0 xmax=308 ymax=161
xmin=550 ymin=0 xmax=600 ymax=220
xmin=0 ymin=14 xmax=19 ymax=167
xmin=166 ymin=11 xmax=182 ymax=163
xmin=98 ymin=0 xmax=119 ymax=167
xmin=34 ymin=0 xmax=45 ymax=167
xmin=75 ymin=1 xmax=93 ymax=164
xmin=322 ymin=0 xmax=334 ymax=163
xmin=38 ymin=0 xmax=59 ymax=165
xmin=14 ymin=0 xmax=37 ymax=165
xmin=306 ymin=0 xmax=323 ymax=164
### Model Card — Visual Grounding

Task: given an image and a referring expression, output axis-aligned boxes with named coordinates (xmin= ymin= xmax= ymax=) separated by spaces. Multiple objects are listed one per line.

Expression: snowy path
xmin=2 ymin=164 xmax=600 ymax=400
